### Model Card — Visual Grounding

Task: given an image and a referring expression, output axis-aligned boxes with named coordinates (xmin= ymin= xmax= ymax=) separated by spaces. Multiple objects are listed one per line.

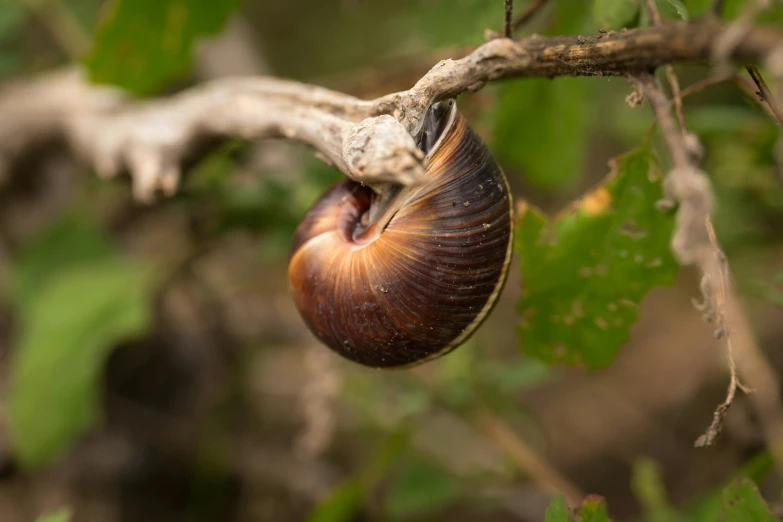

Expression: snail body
xmin=288 ymin=101 xmax=513 ymax=368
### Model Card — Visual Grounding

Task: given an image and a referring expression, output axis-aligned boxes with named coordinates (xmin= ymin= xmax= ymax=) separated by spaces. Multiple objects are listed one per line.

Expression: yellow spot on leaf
xmin=580 ymin=186 xmax=612 ymax=215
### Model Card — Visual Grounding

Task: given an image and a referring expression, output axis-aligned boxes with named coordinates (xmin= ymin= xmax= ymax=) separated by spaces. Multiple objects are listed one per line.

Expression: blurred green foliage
xmin=383 ymin=459 xmax=460 ymax=520
xmin=593 ymin=0 xmax=640 ymax=30
xmin=632 ymin=458 xmax=684 ymax=522
xmin=1 ymin=0 xmax=783 ymax=520
xmin=5 ymin=217 xmax=156 ymax=468
xmin=546 ymin=494 xmax=571 ymax=522
xmin=0 ymin=1 xmax=24 ymax=40
xmin=661 ymin=0 xmax=690 ymax=19
xmin=516 ymin=144 xmax=677 ymax=367
xmin=542 ymin=494 xmax=613 ymax=521
xmin=307 ymin=431 xmax=409 ymax=522
xmin=0 ymin=0 xmax=26 ymax=75
xmin=493 ymin=0 xmax=593 ymax=191
xmin=35 ymin=509 xmax=72 ymax=522
xmin=85 ymin=0 xmax=240 ymax=94
xmin=542 ymin=474 xmax=780 ymax=522
xmin=578 ymin=497 xmax=613 ymax=522
xmin=183 ymin=141 xmax=344 ymax=257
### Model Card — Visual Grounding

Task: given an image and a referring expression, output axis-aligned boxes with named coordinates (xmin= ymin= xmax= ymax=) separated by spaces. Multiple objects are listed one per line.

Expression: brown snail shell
xmin=288 ymin=100 xmax=513 ymax=368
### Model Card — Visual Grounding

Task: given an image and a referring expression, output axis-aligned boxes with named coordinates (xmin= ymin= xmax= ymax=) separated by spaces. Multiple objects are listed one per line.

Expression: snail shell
xmin=288 ymin=100 xmax=513 ymax=368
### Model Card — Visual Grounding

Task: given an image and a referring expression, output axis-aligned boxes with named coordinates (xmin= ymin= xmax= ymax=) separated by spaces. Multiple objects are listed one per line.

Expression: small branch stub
xmin=343 ymin=116 xmax=426 ymax=189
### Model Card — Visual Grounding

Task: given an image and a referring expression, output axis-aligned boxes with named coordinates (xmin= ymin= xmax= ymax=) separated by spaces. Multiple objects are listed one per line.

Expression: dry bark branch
xmin=630 ymin=72 xmax=783 ymax=479
xmin=1 ymin=20 xmax=783 ymax=201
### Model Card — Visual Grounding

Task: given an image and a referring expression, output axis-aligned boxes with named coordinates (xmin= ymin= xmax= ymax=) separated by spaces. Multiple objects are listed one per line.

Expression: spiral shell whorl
xmin=289 ymin=110 xmax=513 ymax=368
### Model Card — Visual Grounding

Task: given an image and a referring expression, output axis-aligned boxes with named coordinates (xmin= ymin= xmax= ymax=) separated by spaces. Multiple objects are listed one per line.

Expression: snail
xmin=288 ymin=99 xmax=513 ymax=368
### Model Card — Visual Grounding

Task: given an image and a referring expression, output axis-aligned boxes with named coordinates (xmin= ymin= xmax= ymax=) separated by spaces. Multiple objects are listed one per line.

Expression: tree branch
xmin=1 ymin=20 xmax=782 ymax=202
xmin=746 ymin=65 xmax=783 ymax=125
xmin=510 ymin=0 xmax=549 ymax=33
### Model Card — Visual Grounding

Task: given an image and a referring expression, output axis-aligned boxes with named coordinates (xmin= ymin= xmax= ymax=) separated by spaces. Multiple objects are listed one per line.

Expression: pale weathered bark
xmin=1 ymin=20 xmax=782 ymax=201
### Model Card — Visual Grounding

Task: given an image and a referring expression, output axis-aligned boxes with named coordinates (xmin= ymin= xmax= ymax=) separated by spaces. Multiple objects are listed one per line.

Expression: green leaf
xmin=6 ymin=219 xmax=155 ymax=468
xmin=36 ymin=509 xmax=71 ymax=522
xmin=722 ymin=478 xmax=777 ymax=522
xmin=592 ymin=0 xmax=640 ymax=30
xmin=661 ymin=0 xmax=689 ymax=19
xmin=516 ymin=143 xmax=677 ymax=367
xmin=545 ymin=494 xmax=571 ymax=522
xmin=578 ymin=496 xmax=612 ymax=522
xmin=85 ymin=0 xmax=240 ymax=95
xmin=494 ymin=77 xmax=592 ymax=190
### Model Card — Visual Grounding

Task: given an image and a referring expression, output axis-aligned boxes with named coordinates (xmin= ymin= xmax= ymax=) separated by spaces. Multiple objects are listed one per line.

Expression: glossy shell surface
xmin=288 ymin=110 xmax=513 ymax=367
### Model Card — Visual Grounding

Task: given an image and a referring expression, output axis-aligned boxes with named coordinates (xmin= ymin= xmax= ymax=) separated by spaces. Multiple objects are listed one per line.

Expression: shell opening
xmin=416 ymin=99 xmax=457 ymax=157
xmin=351 ymin=100 xmax=458 ymax=243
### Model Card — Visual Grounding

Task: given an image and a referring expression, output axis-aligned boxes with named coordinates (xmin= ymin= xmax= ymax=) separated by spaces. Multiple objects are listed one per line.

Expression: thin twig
xmin=746 ymin=63 xmax=783 ymax=188
xmin=678 ymin=72 xmax=739 ymax=99
xmin=472 ymin=409 xmax=585 ymax=507
xmin=17 ymin=0 xmax=90 ymax=59
xmin=638 ymin=74 xmax=740 ymax=139
xmin=504 ymin=0 xmax=513 ymax=38
xmin=746 ymin=65 xmax=783 ymax=125
xmin=713 ymin=0 xmax=771 ymax=69
xmin=411 ymin=370 xmax=584 ymax=506
xmin=632 ymin=73 xmax=689 ymax=166
xmin=666 ymin=68 xmax=688 ymax=133
xmin=643 ymin=0 xmax=663 ymax=24
xmin=630 ymin=73 xmax=745 ymax=442
xmin=695 ymin=220 xmax=753 ymax=447
xmin=510 ymin=0 xmax=549 ymax=33
xmin=643 ymin=0 xmax=688 ymax=133
xmin=631 ymin=72 xmax=783 ymax=485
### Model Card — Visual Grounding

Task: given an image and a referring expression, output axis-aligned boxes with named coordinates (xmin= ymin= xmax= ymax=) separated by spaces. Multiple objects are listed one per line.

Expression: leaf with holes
xmin=516 ymin=143 xmax=677 ymax=367
xmin=722 ymin=478 xmax=777 ymax=522
xmin=85 ymin=0 xmax=240 ymax=95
